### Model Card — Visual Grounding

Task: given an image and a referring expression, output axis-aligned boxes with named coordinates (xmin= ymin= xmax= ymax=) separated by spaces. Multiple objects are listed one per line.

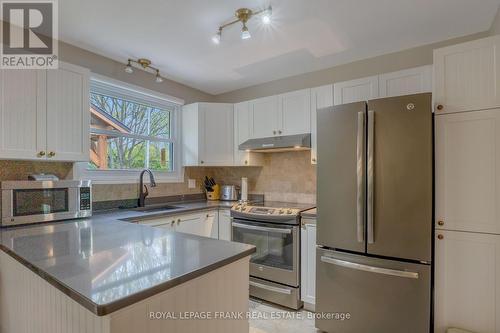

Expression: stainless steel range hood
xmin=239 ymin=133 xmax=311 ymax=152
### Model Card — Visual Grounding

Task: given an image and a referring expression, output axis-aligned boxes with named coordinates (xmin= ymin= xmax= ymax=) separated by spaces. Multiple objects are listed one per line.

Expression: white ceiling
xmin=59 ymin=0 xmax=500 ymax=95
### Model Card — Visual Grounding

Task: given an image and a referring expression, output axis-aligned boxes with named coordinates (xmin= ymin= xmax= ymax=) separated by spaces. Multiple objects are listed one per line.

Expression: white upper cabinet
xmin=435 ymin=109 xmax=500 ymax=235
xmin=233 ymin=101 xmax=263 ymax=166
xmin=434 ymin=230 xmax=500 ymax=333
xmin=0 ymin=69 xmax=46 ymax=160
xmin=182 ymin=103 xmax=234 ymax=166
xmin=310 ymin=85 xmax=333 ymax=164
xmin=278 ymin=88 xmax=311 ymax=136
xmin=434 ymin=35 xmax=500 ymax=113
xmin=334 ymin=76 xmax=379 ymax=105
xmin=46 ymin=62 xmax=90 ymax=161
xmin=0 ymin=62 xmax=90 ymax=162
xmin=249 ymin=95 xmax=280 ymax=139
xmin=379 ymin=65 xmax=432 ymax=98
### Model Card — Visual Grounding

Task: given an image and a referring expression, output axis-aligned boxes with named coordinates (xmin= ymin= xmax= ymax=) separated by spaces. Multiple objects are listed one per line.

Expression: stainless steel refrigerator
xmin=316 ymin=93 xmax=433 ymax=333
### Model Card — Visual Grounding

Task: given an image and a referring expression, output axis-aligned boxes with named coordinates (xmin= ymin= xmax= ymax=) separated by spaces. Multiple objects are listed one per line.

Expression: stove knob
xmin=287 ymin=209 xmax=293 ymax=214
xmin=279 ymin=209 xmax=284 ymax=214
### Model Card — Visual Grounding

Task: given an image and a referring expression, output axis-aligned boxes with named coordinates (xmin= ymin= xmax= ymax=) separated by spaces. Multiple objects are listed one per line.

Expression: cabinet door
xmin=379 ymin=65 xmax=432 ymax=98
xmin=436 ymin=110 xmax=500 ymax=234
xmin=0 ymin=69 xmax=46 ymax=160
xmin=218 ymin=209 xmax=232 ymax=241
xmin=138 ymin=217 xmax=175 ymax=231
xmin=300 ymin=221 xmax=316 ymax=306
xmin=46 ymin=62 xmax=90 ymax=161
xmin=249 ymin=95 xmax=280 ymax=139
xmin=434 ymin=35 xmax=500 ymax=113
xmin=435 ymin=230 xmax=500 ymax=333
xmin=234 ymin=101 xmax=254 ymax=166
xmin=176 ymin=211 xmax=218 ymax=239
xmin=310 ymin=85 xmax=333 ymax=164
xmin=333 ymin=76 xmax=379 ymax=105
xmin=279 ymin=89 xmax=311 ymax=136
xmin=199 ymin=103 xmax=233 ymax=166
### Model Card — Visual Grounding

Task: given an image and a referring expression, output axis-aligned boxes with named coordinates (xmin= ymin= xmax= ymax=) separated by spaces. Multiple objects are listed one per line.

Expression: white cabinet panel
xmin=182 ymin=103 xmax=234 ymax=166
xmin=199 ymin=103 xmax=234 ymax=166
xmin=218 ymin=209 xmax=232 ymax=241
xmin=250 ymin=95 xmax=280 ymax=139
xmin=436 ymin=110 xmax=500 ymax=234
xmin=310 ymin=85 xmax=333 ymax=164
xmin=0 ymin=69 xmax=46 ymax=160
xmin=435 ymin=230 xmax=500 ymax=333
xmin=334 ymin=76 xmax=379 ymax=105
xmin=379 ymin=65 xmax=432 ymax=98
xmin=301 ymin=220 xmax=316 ymax=306
xmin=233 ymin=102 xmax=263 ymax=166
xmin=279 ymin=89 xmax=311 ymax=136
xmin=175 ymin=211 xmax=218 ymax=239
xmin=434 ymin=35 xmax=500 ymax=113
xmin=46 ymin=62 xmax=90 ymax=161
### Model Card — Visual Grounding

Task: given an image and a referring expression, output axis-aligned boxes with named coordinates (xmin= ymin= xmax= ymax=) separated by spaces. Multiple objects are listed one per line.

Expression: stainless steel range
xmin=231 ymin=201 xmax=315 ymax=309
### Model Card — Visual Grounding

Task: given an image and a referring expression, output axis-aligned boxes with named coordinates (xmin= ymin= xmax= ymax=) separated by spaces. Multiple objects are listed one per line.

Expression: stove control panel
xmin=231 ymin=204 xmax=300 ymax=216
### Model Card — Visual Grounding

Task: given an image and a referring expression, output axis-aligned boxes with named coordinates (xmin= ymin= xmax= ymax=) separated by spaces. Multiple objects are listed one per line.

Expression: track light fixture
xmin=124 ymin=58 xmax=165 ymax=83
xmin=212 ymin=5 xmax=272 ymax=44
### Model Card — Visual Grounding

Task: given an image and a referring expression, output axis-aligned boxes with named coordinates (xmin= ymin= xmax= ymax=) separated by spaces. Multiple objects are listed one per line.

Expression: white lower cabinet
xmin=301 ymin=219 xmax=316 ymax=308
xmin=218 ymin=209 xmax=232 ymax=241
xmin=435 ymin=230 xmax=500 ymax=333
xmin=137 ymin=210 xmax=219 ymax=239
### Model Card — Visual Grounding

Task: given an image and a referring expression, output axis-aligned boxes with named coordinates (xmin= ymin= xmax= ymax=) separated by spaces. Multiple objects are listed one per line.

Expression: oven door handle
xmin=232 ymin=222 xmax=292 ymax=234
xmin=249 ymin=281 xmax=292 ymax=295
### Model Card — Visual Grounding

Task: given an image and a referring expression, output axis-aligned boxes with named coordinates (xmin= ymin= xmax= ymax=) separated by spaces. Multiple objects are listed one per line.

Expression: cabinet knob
xmin=37 ymin=151 xmax=46 ymax=157
xmin=244 ymin=160 xmax=248 ymax=165
xmin=312 ymin=158 xmax=316 ymax=163
xmin=177 ymin=219 xmax=181 ymax=224
xmin=273 ymin=130 xmax=277 ymax=135
xmin=206 ymin=214 xmax=209 ymax=218
xmin=48 ymin=151 xmax=55 ymax=158
xmin=200 ymin=160 xmax=204 ymax=164
xmin=278 ymin=130 xmax=282 ymax=135
xmin=436 ymin=104 xmax=444 ymax=111
xmin=437 ymin=234 xmax=444 ymax=240
xmin=437 ymin=220 xmax=444 ymax=226
xmin=171 ymin=220 xmax=175 ymax=225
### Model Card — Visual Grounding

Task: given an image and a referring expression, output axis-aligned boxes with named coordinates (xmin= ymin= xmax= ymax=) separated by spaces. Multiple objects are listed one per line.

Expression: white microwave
xmin=1 ymin=180 xmax=92 ymax=227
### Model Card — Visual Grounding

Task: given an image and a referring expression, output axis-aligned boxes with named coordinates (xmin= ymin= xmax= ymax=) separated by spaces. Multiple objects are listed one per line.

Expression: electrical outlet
xmin=188 ymin=179 xmax=196 ymax=189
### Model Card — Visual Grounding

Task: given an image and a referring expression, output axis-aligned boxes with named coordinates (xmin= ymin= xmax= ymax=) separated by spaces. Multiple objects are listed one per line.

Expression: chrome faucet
xmin=138 ymin=169 xmax=157 ymax=207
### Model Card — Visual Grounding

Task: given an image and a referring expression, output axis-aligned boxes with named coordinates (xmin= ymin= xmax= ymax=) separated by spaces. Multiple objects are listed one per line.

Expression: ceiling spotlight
xmin=241 ymin=24 xmax=251 ymax=40
xmin=262 ymin=7 xmax=272 ymax=24
xmin=155 ymin=70 xmax=163 ymax=83
xmin=124 ymin=60 xmax=133 ymax=73
xmin=124 ymin=58 xmax=164 ymax=83
xmin=212 ymin=29 xmax=221 ymax=44
xmin=213 ymin=5 xmax=271 ymax=43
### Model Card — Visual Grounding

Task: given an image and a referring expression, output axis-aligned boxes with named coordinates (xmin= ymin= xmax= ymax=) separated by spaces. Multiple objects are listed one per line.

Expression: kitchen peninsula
xmin=0 ymin=213 xmax=255 ymax=333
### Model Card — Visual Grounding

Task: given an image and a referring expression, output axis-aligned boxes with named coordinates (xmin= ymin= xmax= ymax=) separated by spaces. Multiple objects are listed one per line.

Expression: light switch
xmin=188 ymin=179 xmax=196 ymax=189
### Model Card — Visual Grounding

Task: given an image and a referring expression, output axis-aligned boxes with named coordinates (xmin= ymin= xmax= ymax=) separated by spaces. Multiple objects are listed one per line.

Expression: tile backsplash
xmin=0 ymin=150 xmax=317 ymax=205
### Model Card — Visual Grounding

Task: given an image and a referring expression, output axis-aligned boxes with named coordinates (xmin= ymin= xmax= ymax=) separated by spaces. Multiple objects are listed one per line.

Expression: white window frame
xmin=73 ymin=73 xmax=185 ymax=184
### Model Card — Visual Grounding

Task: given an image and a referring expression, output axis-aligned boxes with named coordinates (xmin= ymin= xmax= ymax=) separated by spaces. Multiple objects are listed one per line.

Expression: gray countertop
xmin=0 ymin=201 xmax=255 ymax=316
xmin=301 ymin=208 xmax=317 ymax=218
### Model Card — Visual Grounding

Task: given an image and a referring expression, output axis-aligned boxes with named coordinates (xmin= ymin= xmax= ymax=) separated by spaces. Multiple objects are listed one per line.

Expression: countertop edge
xmin=0 ymin=243 xmax=255 ymax=316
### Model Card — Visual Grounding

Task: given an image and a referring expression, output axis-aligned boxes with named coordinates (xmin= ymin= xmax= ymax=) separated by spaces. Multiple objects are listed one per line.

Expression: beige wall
xmin=213 ymin=32 xmax=487 ymax=103
xmin=490 ymin=7 xmax=500 ymax=36
xmin=58 ymin=41 xmax=214 ymax=104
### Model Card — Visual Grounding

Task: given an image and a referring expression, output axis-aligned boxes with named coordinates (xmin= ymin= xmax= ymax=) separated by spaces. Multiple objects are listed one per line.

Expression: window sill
xmin=72 ymin=163 xmax=184 ymax=184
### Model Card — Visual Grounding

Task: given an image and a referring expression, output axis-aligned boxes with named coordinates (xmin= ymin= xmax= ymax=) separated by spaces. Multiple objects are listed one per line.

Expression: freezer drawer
xmin=315 ymin=249 xmax=431 ymax=333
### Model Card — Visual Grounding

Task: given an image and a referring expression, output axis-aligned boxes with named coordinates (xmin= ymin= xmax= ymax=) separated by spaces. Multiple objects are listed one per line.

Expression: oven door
xmin=232 ymin=218 xmax=299 ymax=287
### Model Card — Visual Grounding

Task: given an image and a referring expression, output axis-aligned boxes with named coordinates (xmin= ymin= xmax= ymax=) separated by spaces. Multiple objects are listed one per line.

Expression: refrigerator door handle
xmin=367 ymin=110 xmax=375 ymax=244
xmin=356 ymin=111 xmax=366 ymax=243
xmin=320 ymin=256 xmax=419 ymax=279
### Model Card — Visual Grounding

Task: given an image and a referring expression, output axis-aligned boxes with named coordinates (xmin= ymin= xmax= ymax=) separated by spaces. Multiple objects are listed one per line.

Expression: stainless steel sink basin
xmin=130 ymin=205 xmax=181 ymax=213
